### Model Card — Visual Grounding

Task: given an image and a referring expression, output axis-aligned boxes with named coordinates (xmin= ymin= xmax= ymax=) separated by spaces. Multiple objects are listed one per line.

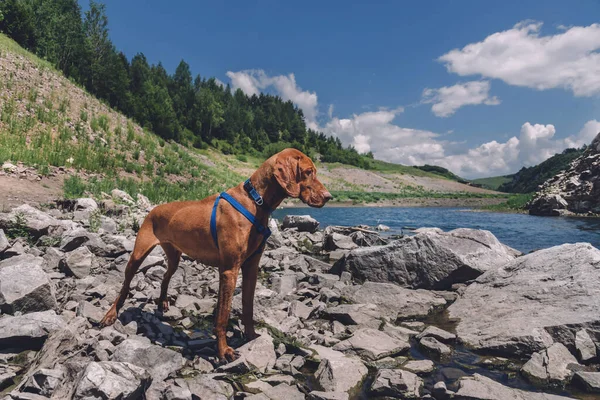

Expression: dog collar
xmin=244 ymin=179 xmax=272 ymax=212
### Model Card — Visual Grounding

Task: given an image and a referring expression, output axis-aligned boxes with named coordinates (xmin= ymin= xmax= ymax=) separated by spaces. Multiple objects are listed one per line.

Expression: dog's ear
xmin=274 ymin=154 xmax=301 ymax=197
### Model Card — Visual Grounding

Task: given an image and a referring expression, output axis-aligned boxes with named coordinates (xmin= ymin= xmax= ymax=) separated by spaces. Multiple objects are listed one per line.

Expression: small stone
xmin=416 ymin=326 xmax=456 ymax=343
xmin=403 ymin=359 xmax=435 ymax=375
xmin=575 ymin=329 xmax=597 ymax=362
xmin=419 ymin=337 xmax=452 ymax=358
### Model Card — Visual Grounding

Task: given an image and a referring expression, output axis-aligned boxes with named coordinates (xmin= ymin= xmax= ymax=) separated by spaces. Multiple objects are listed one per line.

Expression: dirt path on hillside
xmin=0 ymin=175 xmax=63 ymax=211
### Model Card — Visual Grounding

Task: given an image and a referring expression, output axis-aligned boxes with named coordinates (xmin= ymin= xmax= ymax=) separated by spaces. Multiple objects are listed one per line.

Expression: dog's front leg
xmin=215 ymin=264 xmax=241 ymax=363
xmin=241 ymin=253 xmax=261 ymax=340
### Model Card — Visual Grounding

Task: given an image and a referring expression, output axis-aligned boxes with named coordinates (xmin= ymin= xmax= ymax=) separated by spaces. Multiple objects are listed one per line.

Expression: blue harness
xmin=210 ymin=179 xmax=272 ymax=257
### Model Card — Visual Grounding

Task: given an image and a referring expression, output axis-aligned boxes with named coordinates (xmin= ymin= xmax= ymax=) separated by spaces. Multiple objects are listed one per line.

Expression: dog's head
xmin=273 ymin=148 xmax=332 ymax=208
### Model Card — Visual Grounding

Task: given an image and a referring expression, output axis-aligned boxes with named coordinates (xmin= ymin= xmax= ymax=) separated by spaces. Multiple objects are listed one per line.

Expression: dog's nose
xmin=323 ymin=191 xmax=333 ymax=202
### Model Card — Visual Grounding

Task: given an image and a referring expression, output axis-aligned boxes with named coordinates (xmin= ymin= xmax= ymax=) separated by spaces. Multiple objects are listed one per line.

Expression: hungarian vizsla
xmin=100 ymin=148 xmax=332 ymax=362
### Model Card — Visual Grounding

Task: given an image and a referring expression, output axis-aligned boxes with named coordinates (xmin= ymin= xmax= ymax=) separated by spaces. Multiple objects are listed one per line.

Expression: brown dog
xmin=100 ymin=148 xmax=332 ymax=362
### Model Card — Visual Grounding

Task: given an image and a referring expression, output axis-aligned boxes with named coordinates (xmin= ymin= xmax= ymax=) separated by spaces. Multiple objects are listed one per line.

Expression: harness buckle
xmin=256 ymin=197 xmax=264 ymax=206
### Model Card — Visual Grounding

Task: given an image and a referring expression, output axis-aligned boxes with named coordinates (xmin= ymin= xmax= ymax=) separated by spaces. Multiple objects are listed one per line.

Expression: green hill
xmin=498 ymin=148 xmax=585 ymax=193
xmin=0 ymin=1 xmax=502 ymax=207
xmin=471 ymin=175 xmax=514 ymax=191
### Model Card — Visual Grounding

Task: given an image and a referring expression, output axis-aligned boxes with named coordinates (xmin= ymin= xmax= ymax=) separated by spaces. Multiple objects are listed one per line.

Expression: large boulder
xmin=282 ymin=215 xmax=319 ymax=233
xmin=0 ymin=204 xmax=74 ymax=238
xmin=332 ymin=328 xmax=410 ymax=360
xmin=183 ymin=375 xmax=234 ymax=400
xmin=112 ymin=336 xmax=185 ymax=383
xmin=0 ymin=254 xmax=56 ymax=314
xmin=312 ymin=344 xmax=368 ymax=393
xmin=454 ymin=373 xmax=574 ymax=400
xmin=0 ymin=310 xmax=64 ymax=350
xmin=369 ymin=369 xmax=422 ymax=399
xmin=73 ymin=361 xmax=151 ymax=400
xmin=521 ymin=343 xmax=580 ymax=385
xmin=341 ymin=282 xmax=447 ymax=320
xmin=334 ymin=228 xmax=518 ymax=289
xmin=448 ymin=243 xmax=600 ymax=357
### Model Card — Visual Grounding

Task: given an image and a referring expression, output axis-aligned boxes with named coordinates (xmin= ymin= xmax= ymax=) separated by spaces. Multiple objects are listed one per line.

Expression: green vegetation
xmin=483 ymin=193 xmax=534 ymax=212
xmin=471 ymin=175 xmax=514 ymax=191
xmin=414 ymin=164 xmax=468 ymax=183
xmin=498 ymin=148 xmax=585 ymax=193
xmin=331 ymin=190 xmax=505 ymax=205
xmin=0 ymin=0 xmax=373 ymax=168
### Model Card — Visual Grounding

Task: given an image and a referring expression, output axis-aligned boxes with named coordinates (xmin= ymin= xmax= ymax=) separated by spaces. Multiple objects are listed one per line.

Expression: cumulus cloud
xmin=438 ymin=21 xmax=600 ymax=96
xmin=422 ymin=81 xmax=500 ymax=117
xmin=226 ymin=69 xmax=319 ymax=130
xmin=324 ymin=111 xmax=600 ymax=178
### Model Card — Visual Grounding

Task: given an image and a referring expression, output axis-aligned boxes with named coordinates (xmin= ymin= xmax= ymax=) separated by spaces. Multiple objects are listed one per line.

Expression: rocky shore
xmin=1 ymin=194 xmax=599 ymax=399
xmin=528 ymin=132 xmax=600 ymax=217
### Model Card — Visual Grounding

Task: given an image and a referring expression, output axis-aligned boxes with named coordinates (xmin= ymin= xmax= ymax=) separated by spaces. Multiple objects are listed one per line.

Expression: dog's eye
xmin=305 ymin=169 xmax=313 ymax=176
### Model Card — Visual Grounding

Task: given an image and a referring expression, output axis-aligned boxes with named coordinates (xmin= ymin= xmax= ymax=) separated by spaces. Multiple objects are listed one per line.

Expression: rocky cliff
xmin=527 ymin=132 xmax=600 ymax=216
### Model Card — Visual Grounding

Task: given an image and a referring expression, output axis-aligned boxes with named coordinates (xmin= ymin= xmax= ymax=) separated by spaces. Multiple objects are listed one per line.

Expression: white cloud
xmin=439 ymin=21 xmax=600 ymax=96
xmin=328 ymin=104 xmax=334 ymax=119
xmin=214 ymin=78 xmax=226 ymax=88
xmin=422 ymin=81 xmax=500 ymax=117
xmin=324 ymin=110 xmax=599 ymax=178
xmin=226 ymin=69 xmax=319 ymax=130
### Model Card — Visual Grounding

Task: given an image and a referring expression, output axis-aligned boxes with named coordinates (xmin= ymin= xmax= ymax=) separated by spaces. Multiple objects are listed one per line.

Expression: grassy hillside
xmin=471 ymin=175 xmax=514 ymax=191
xmin=0 ymin=34 xmax=504 ymax=207
xmin=498 ymin=148 xmax=584 ymax=193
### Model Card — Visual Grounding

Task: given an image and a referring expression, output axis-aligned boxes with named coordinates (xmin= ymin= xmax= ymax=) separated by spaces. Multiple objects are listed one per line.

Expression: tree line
xmin=0 ymin=0 xmax=373 ymax=168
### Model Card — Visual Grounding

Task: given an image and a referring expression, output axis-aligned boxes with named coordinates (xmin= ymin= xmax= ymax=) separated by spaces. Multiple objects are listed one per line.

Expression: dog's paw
xmin=158 ymin=299 xmax=170 ymax=312
xmin=218 ymin=346 xmax=240 ymax=364
xmin=100 ymin=311 xmax=117 ymax=327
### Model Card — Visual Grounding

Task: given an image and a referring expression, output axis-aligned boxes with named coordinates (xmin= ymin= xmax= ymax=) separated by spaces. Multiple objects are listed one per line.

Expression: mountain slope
xmin=527 ymin=133 xmax=600 ymax=216
xmin=0 ymin=34 xmax=500 ymax=209
xmin=470 ymin=175 xmax=514 ymax=191
xmin=498 ymin=148 xmax=585 ymax=193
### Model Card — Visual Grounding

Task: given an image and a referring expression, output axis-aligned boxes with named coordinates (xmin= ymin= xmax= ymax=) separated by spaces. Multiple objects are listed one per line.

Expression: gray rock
xmin=416 ymin=326 xmax=456 ymax=343
xmin=454 ymin=373 xmax=574 ymax=399
xmin=112 ymin=336 xmax=185 ymax=382
xmin=575 ymin=329 xmax=596 ymax=362
xmin=448 ymin=243 xmax=600 ymax=356
xmin=61 ymin=246 xmax=93 ymax=278
xmin=521 ymin=343 xmax=580 ymax=385
xmin=24 ymin=368 xmax=64 ymax=396
xmin=0 ymin=310 xmax=64 ymax=350
xmin=312 ymin=344 xmax=368 ymax=393
xmin=308 ymin=391 xmax=349 ymax=400
xmin=341 ymin=282 xmax=447 ymax=320
xmin=76 ymin=301 xmax=104 ymax=324
xmin=75 ymin=198 xmax=98 ymax=211
xmin=333 ymin=328 xmax=410 ymax=361
xmin=0 ymin=229 xmax=9 ymax=253
xmin=0 ymin=205 xmax=72 ymax=238
xmin=419 ymin=337 xmax=451 ymax=358
xmin=217 ymin=330 xmax=276 ymax=373
xmin=0 ymin=255 xmax=56 ymax=314
xmin=376 ymin=224 xmax=390 ymax=231
xmin=369 ymin=369 xmax=422 ymax=399
xmin=334 ymin=228 xmax=517 ymax=289
xmin=572 ymin=371 xmax=600 ymax=393
xmin=248 ymin=383 xmax=305 ymax=400
xmin=183 ymin=375 xmax=234 ymax=400
xmin=73 ymin=361 xmax=150 ymax=400
xmin=402 ymin=360 xmax=435 ymax=375
xmin=60 ymin=228 xmax=90 ymax=251
xmin=111 ymin=189 xmax=135 ymax=204
xmin=325 ymin=232 xmax=358 ymax=251
xmin=282 ymin=215 xmax=319 ymax=233
xmin=324 ymin=303 xmax=382 ymax=328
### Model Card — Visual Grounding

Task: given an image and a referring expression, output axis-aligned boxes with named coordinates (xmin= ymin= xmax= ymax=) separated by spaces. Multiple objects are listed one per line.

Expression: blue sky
xmin=85 ymin=0 xmax=600 ymax=178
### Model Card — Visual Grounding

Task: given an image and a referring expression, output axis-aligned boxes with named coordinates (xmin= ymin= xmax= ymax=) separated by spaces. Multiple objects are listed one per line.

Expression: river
xmin=272 ymin=206 xmax=600 ymax=253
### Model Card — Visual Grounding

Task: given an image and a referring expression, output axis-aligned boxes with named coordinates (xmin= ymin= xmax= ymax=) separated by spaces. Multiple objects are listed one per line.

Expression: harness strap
xmin=210 ymin=192 xmax=271 ymax=257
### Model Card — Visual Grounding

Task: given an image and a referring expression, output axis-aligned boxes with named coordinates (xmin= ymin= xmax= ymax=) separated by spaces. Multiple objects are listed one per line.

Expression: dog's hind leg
xmin=157 ymin=242 xmax=181 ymax=312
xmin=100 ymin=218 xmax=159 ymax=326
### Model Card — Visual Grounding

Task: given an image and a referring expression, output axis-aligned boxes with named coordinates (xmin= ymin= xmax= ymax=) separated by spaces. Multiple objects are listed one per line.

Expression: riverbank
xmin=281 ymin=196 xmax=508 ymax=209
xmin=1 ymin=201 xmax=599 ymax=399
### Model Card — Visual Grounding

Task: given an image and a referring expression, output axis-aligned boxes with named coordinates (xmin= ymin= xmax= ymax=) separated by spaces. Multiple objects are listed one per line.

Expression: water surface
xmin=273 ymin=206 xmax=600 ymax=253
